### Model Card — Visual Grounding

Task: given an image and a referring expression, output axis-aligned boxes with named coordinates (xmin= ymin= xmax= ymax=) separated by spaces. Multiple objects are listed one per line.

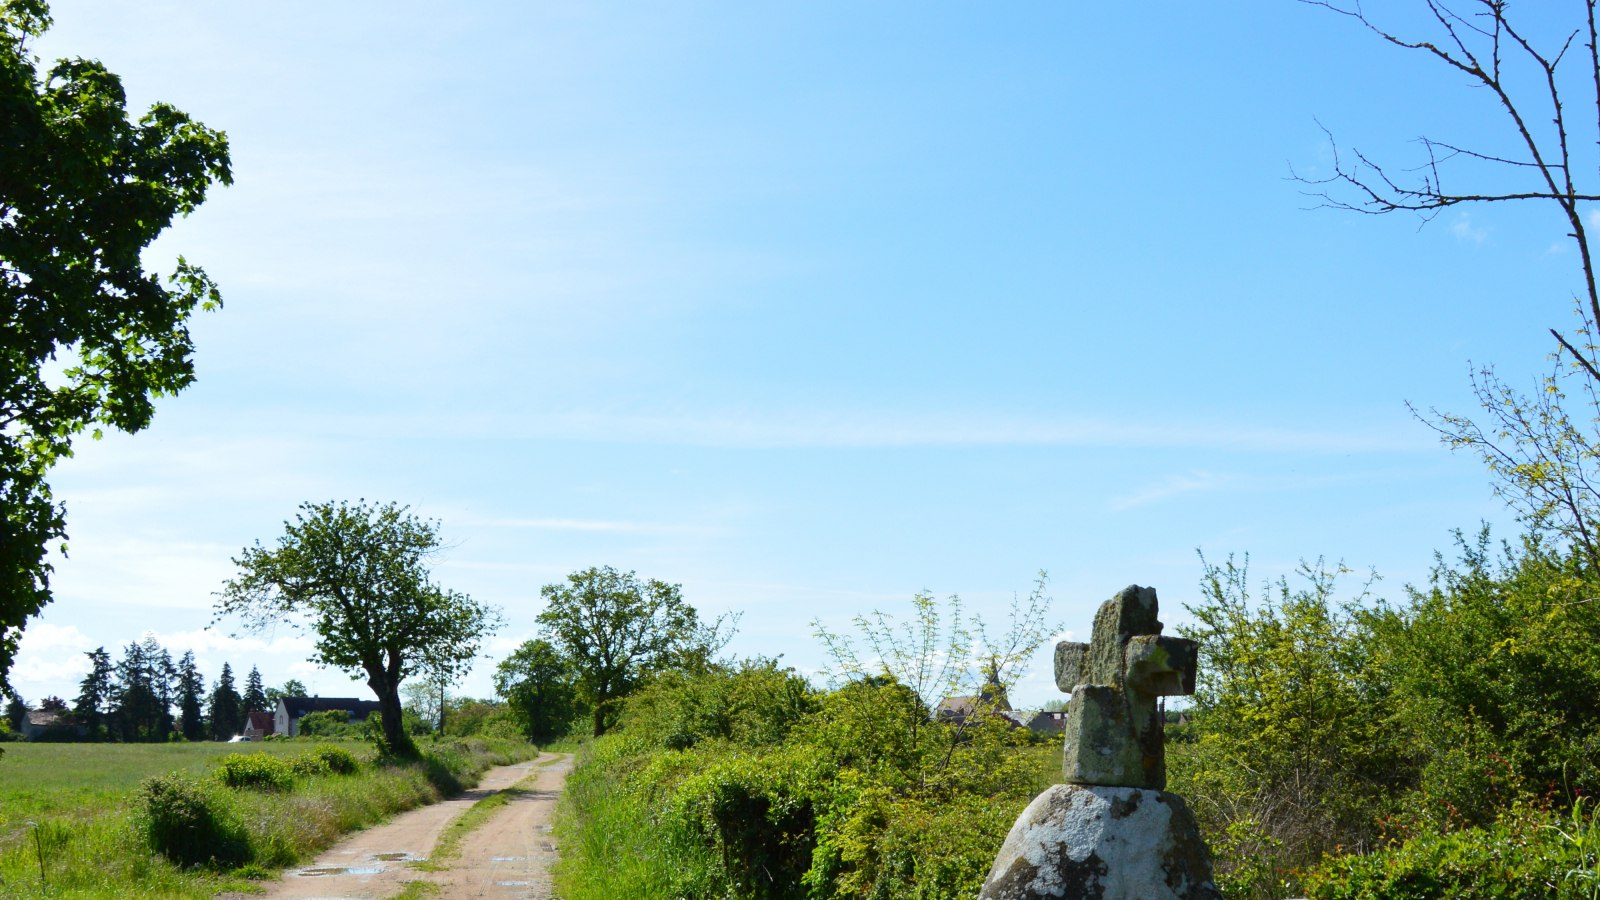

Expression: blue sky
xmin=9 ymin=1 xmax=1578 ymax=707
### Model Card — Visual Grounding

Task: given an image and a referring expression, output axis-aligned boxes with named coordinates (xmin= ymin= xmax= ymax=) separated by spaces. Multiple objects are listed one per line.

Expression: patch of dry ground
xmin=426 ymin=753 xmax=572 ymax=899
xmin=239 ymin=752 xmax=569 ymax=900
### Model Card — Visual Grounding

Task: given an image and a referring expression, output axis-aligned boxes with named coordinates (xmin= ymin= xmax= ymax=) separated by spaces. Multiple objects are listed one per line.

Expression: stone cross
xmin=1053 ymin=585 xmax=1197 ymax=791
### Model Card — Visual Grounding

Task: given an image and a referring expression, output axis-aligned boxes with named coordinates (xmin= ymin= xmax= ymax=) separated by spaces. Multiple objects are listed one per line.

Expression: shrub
xmin=310 ymin=743 xmax=360 ymax=774
xmin=297 ymin=709 xmax=357 ymax=737
xmin=290 ymin=752 xmax=329 ymax=776
xmin=215 ymin=752 xmax=295 ymax=791
xmin=1301 ymin=806 xmax=1582 ymax=900
xmin=137 ymin=772 xmax=250 ymax=868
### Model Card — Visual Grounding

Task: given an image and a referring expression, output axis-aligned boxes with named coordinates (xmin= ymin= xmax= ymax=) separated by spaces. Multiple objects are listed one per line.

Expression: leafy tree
xmin=72 ymin=646 xmax=111 ymax=740
xmin=1169 ymin=554 xmax=1413 ymax=897
xmin=175 ymin=650 xmax=204 ymax=741
xmin=0 ymin=1 xmax=230 ymax=694
xmin=494 ymin=638 xmax=582 ymax=743
xmin=217 ymin=500 xmax=501 ymax=754
xmin=401 ymin=678 xmax=444 ymax=731
xmin=4 ymin=694 xmax=24 ymax=730
xmin=242 ymin=665 xmax=266 ymax=716
xmin=263 ymin=678 xmax=306 ymax=709
xmin=207 ymin=662 xmax=242 ymax=740
xmin=538 ymin=566 xmax=700 ymax=737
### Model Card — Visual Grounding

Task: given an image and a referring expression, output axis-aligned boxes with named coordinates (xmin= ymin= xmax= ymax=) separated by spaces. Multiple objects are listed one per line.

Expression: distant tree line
xmin=3 ymin=634 xmax=306 ymax=742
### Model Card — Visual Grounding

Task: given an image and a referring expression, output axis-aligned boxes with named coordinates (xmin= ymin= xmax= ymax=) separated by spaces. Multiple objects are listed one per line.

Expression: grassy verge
xmin=0 ymin=737 xmax=536 ymax=899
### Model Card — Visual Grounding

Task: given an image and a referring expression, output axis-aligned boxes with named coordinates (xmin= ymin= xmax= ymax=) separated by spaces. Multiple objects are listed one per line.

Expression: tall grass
xmin=0 ymin=737 xmax=535 ymax=899
xmin=551 ymin=737 xmax=716 ymax=900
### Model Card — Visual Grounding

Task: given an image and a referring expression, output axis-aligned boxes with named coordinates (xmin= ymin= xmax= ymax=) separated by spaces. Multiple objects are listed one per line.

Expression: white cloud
xmin=1451 ymin=212 xmax=1488 ymax=243
xmin=17 ymin=623 xmax=96 ymax=654
xmin=10 ymin=654 xmax=92 ymax=686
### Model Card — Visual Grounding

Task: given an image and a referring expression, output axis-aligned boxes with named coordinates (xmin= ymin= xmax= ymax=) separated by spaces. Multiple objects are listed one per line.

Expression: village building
xmin=274 ymin=697 xmax=383 ymax=737
xmin=935 ymin=670 xmax=1015 ymax=726
xmin=242 ymin=711 xmax=275 ymax=741
xmin=19 ymin=709 xmax=85 ymax=741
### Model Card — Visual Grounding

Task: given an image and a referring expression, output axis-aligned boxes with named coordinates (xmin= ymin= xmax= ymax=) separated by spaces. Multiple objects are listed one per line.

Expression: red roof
xmin=246 ymin=711 xmax=275 ymax=734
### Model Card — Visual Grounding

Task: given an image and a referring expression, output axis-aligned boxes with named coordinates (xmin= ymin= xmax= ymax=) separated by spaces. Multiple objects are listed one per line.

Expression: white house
xmin=274 ymin=697 xmax=384 ymax=737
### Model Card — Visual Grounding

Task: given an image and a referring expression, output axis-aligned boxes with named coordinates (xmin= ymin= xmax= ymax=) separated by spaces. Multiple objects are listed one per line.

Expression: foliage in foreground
xmin=0 ymin=737 xmax=533 ymax=899
xmin=553 ymin=660 xmax=1056 ymax=900
xmin=1169 ymin=533 xmax=1600 ymax=899
xmin=0 ymin=0 xmax=232 ymax=697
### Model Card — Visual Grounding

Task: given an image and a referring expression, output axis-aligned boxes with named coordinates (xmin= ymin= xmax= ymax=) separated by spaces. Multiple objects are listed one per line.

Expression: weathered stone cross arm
xmin=1053 ymin=633 xmax=1198 ymax=696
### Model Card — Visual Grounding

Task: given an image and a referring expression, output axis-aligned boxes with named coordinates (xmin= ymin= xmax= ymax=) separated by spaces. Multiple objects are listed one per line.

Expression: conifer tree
xmin=4 ymin=694 xmax=26 ymax=730
xmin=175 ymin=651 xmax=205 ymax=741
xmin=108 ymin=640 xmax=168 ymax=741
xmin=208 ymin=663 xmax=242 ymax=740
xmin=72 ymin=647 xmax=112 ymax=740
xmin=148 ymin=638 xmax=176 ymax=738
xmin=242 ymin=666 xmax=266 ymax=716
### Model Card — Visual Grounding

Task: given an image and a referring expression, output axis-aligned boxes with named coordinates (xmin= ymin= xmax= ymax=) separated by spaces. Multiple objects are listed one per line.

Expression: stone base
xmin=978 ymin=784 xmax=1221 ymax=900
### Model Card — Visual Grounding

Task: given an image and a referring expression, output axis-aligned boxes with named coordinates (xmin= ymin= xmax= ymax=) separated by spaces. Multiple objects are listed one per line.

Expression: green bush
xmin=1301 ymin=806 xmax=1589 ymax=900
xmin=311 ymin=743 xmax=360 ymax=775
xmin=136 ymin=772 xmax=250 ymax=868
xmin=296 ymin=709 xmax=357 ymax=737
xmin=555 ymin=665 xmax=1050 ymax=900
xmin=286 ymin=744 xmax=360 ymax=777
xmin=214 ymin=752 xmax=294 ymax=791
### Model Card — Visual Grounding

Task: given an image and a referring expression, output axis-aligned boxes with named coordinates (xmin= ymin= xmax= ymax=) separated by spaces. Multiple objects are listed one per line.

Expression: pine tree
xmin=4 ymin=695 xmax=27 ymax=731
xmin=73 ymin=647 xmax=113 ymax=741
xmin=208 ymin=663 xmax=242 ymax=740
xmin=175 ymin=651 xmax=205 ymax=741
xmin=243 ymin=666 xmax=266 ymax=716
xmin=109 ymin=641 xmax=159 ymax=741
xmin=147 ymin=638 xmax=176 ymax=738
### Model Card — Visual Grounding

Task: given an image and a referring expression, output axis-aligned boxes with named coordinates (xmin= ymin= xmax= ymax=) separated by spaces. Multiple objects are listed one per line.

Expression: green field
xmin=0 ymin=738 xmax=534 ymax=899
xmin=0 ymin=741 xmax=366 ymax=844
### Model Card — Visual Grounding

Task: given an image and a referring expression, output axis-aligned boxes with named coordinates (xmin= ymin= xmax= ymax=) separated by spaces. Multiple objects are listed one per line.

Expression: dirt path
xmin=426 ymin=753 xmax=573 ymax=899
xmin=245 ymin=753 xmax=562 ymax=900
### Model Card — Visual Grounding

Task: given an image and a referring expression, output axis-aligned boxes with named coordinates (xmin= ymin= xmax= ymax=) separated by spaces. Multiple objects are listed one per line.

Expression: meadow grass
xmin=0 ymin=740 xmax=359 ymax=842
xmin=0 ymin=737 xmax=535 ymax=900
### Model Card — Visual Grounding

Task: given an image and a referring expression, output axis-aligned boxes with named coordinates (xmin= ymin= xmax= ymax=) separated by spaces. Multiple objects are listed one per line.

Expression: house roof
xmin=279 ymin=697 xmax=383 ymax=718
xmin=245 ymin=711 xmax=274 ymax=732
xmin=24 ymin=710 xmax=62 ymax=727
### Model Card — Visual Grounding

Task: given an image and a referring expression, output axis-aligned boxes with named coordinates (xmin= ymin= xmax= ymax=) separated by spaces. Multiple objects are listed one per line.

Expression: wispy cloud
xmin=1110 ymin=472 xmax=1234 ymax=511
xmin=410 ymin=408 xmax=1429 ymax=454
xmin=1451 ymin=212 xmax=1488 ymax=243
xmin=469 ymin=517 xmax=709 ymax=535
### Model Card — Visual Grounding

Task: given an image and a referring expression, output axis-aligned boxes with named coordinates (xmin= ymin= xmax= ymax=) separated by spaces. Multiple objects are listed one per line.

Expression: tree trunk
xmin=378 ymin=682 xmax=407 ymax=751
xmin=367 ymin=661 xmax=412 ymax=756
xmin=592 ymin=701 xmax=606 ymax=737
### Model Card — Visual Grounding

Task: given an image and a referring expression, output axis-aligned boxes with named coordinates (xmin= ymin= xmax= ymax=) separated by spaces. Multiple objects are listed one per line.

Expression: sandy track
xmin=426 ymin=753 xmax=573 ymax=899
xmin=241 ymin=754 xmax=557 ymax=900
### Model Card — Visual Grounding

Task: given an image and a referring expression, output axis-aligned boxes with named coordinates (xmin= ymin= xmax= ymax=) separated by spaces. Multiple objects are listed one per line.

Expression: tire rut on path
xmin=239 ymin=753 xmax=561 ymax=900
xmin=424 ymin=753 xmax=573 ymax=899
